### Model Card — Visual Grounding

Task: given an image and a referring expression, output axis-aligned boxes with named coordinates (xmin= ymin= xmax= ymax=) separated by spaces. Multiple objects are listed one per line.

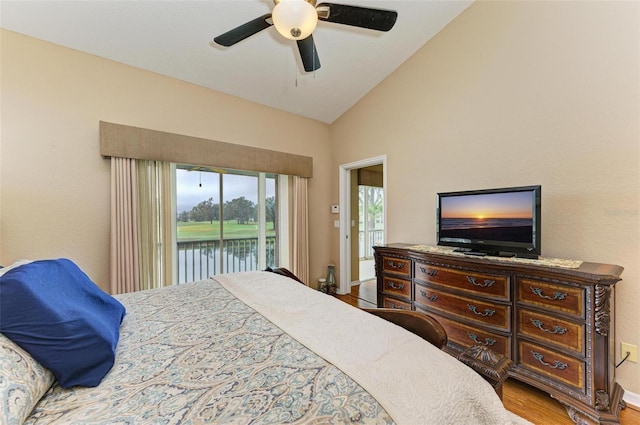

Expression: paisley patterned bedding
xmin=25 ymin=278 xmax=394 ymax=424
xmin=22 ymin=271 xmax=529 ymax=425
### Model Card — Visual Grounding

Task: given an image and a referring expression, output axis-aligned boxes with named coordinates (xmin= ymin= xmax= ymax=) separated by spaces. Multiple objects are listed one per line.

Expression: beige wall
xmin=331 ymin=1 xmax=640 ymax=395
xmin=0 ymin=29 xmax=332 ymax=289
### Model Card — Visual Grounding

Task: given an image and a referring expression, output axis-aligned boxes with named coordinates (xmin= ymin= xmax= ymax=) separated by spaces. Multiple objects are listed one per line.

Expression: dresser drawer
xmin=518 ymin=341 xmax=585 ymax=391
xmin=380 ymin=256 xmax=411 ymax=277
xmin=381 ymin=276 xmax=411 ymax=300
xmin=415 ymin=263 xmax=510 ymax=301
xmin=415 ymin=285 xmax=510 ymax=331
xmin=517 ymin=278 xmax=584 ymax=318
xmin=518 ymin=309 xmax=584 ymax=355
xmin=381 ymin=296 xmax=411 ymax=310
xmin=418 ymin=308 xmax=511 ymax=357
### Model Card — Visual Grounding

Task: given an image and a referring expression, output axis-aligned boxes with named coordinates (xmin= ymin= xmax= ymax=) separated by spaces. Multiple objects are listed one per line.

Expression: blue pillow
xmin=0 ymin=259 xmax=126 ymax=388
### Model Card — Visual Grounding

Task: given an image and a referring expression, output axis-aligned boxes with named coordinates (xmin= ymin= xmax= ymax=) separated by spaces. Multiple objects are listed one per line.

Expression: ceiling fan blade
xmin=213 ymin=14 xmax=273 ymax=47
xmin=297 ymin=35 xmax=321 ymax=72
xmin=316 ymin=3 xmax=397 ymax=32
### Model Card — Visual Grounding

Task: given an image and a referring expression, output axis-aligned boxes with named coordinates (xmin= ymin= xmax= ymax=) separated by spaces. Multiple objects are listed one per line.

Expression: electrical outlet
xmin=621 ymin=342 xmax=638 ymax=363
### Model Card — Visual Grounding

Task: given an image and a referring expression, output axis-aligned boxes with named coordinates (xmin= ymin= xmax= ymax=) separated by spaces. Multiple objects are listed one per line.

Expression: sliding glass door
xmin=175 ymin=166 xmax=279 ymax=283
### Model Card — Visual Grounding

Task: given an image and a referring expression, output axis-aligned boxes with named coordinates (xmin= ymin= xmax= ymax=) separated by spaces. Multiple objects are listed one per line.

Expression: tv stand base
xmin=461 ymin=250 xmax=488 ymax=257
xmin=456 ymin=249 xmax=538 ymax=260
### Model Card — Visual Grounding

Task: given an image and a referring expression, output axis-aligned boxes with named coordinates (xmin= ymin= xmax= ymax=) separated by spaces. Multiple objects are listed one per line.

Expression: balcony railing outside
xmin=359 ymin=229 xmax=384 ymax=259
xmin=178 ymin=230 xmax=380 ymax=282
xmin=177 ymin=236 xmax=276 ymax=284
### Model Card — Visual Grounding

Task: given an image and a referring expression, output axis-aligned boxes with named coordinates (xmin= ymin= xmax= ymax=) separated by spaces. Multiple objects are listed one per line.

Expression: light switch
xmin=333 ymin=220 xmax=340 ymax=228
xmin=331 ymin=205 xmax=340 ymax=214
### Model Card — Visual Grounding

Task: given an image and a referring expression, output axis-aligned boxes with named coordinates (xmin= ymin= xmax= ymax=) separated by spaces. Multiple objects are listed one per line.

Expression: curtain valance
xmin=100 ymin=121 xmax=313 ymax=178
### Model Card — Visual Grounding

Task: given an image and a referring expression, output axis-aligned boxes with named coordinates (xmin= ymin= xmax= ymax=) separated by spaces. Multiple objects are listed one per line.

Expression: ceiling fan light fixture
xmin=272 ymin=0 xmax=318 ymax=40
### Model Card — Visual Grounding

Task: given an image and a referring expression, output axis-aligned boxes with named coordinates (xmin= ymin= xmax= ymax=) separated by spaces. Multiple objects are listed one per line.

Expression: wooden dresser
xmin=374 ymin=243 xmax=625 ymax=425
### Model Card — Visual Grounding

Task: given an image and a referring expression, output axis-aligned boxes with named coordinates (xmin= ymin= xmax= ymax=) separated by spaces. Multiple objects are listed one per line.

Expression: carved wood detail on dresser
xmin=374 ymin=244 xmax=625 ymax=425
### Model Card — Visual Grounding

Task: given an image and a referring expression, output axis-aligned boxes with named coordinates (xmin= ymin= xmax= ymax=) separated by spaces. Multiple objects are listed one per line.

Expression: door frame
xmin=338 ymin=155 xmax=387 ymax=295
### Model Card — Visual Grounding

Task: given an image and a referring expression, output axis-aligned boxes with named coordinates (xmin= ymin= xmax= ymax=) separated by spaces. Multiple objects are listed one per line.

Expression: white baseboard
xmin=624 ymin=389 xmax=640 ymax=410
xmin=350 ymin=279 xmax=375 ymax=287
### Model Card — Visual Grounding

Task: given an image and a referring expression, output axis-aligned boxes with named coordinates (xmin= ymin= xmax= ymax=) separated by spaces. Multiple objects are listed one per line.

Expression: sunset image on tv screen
xmin=440 ymin=191 xmax=533 ymax=243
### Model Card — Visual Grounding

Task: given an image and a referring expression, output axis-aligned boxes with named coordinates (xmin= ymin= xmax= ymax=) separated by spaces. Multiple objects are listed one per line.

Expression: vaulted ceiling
xmin=0 ymin=0 xmax=473 ymax=123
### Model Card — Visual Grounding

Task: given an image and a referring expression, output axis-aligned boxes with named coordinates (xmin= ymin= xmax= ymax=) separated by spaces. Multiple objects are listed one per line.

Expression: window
xmin=175 ymin=165 xmax=285 ymax=283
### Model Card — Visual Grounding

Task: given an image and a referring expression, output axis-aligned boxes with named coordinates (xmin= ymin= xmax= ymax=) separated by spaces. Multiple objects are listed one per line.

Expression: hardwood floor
xmin=335 ymin=279 xmax=377 ymax=309
xmin=336 ymin=281 xmax=640 ymax=425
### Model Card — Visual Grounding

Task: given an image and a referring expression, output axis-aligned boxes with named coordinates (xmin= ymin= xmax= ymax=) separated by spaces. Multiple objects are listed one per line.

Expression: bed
xmin=1 ymin=259 xmax=529 ymax=424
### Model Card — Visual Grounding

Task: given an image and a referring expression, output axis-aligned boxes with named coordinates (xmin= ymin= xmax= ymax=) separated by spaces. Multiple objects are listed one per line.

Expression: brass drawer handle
xmin=531 ymin=319 xmax=568 ymax=335
xmin=387 ymin=260 xmax=405 ymax=269
xmin=419 ymin=266 xmax=438 ymax=276
xmin=466 ymin=276 xmax=495 ymax=288
xmin=419 ymin=290 xmax=438 ymax=302
xmin=468 ymin=333 xmax=496 ymax=346
xmin=531 ymin=287 xmax=567 ymax=301
xmin=388 ymin=302 xmax=407 ymax=310
xmin=532 ymin=351 xmax=568 ymax=370
xmin=388 ymin=281 xmax=405 ymax=290
xmin=468 ymin=304 xmax=495 ymax=317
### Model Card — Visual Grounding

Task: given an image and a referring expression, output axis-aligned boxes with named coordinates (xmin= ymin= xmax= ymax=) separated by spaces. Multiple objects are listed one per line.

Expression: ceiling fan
xmin=213 ymin=0 xmax=398 ymax=72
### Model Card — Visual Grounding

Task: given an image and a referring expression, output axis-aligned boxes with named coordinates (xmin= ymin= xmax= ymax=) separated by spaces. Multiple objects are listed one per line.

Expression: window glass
xmin=359 ymin=186 xmax=384 ymax=259
xmin=176 ymin=166 xmax=279 ymax=283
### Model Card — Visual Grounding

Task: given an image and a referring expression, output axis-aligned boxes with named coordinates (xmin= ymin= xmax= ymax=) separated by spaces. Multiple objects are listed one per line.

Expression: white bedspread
xmin=216 ymin=272 xmax=531 ymax=425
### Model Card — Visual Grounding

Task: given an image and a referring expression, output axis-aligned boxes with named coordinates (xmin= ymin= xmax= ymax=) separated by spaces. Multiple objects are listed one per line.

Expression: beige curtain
xmin=110 ymin=157 xmax=140 ymax=295
xmin=292 ymin=176 xmax=309 ymax=285
xmin=137 ymin=160 xmax=174 ymax=290
xmin=111 ymin=158 xmax=173 ymax=294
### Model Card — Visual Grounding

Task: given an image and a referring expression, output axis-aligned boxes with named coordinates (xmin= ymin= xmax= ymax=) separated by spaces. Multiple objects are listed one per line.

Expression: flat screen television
xmin=436 ymin=185 xmax=541 ymax=259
